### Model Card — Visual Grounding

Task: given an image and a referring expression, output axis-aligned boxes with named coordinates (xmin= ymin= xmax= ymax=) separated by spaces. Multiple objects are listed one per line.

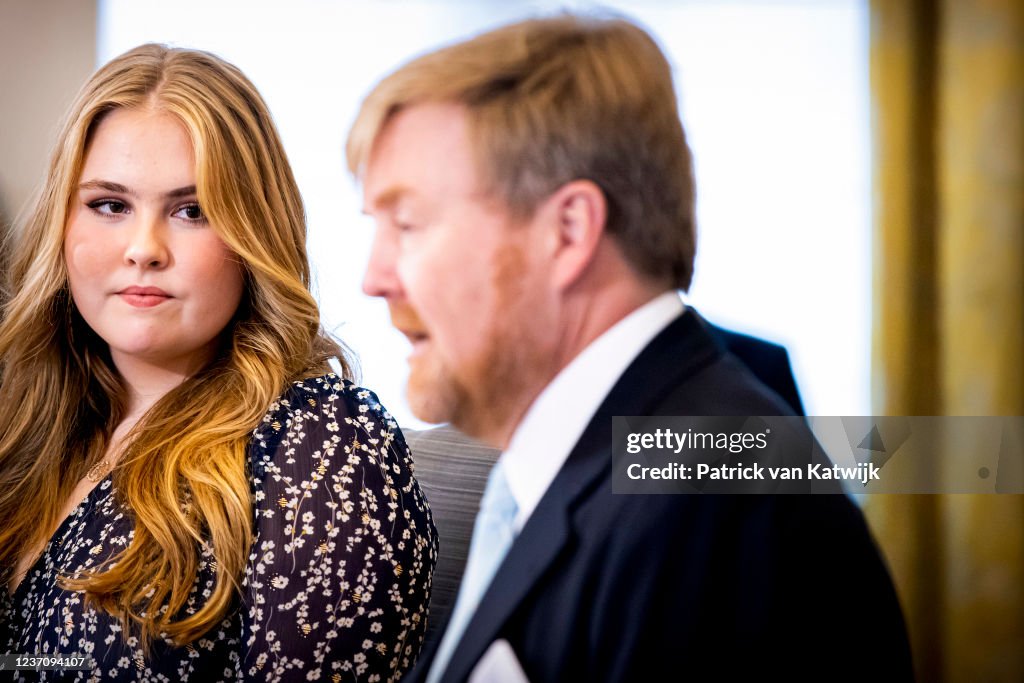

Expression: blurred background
xmin=1 ymin=0 xmax=874 ymax=423
xmin=1 ymin=0 xmax=1021 ymax=680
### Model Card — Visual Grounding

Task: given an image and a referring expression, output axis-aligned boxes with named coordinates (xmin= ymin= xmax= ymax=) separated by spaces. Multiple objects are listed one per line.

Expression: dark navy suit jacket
xmin=407 ymin=309 xmax=911 ymax=682
xmin=706 ymin=322 xmax=805 ymax=415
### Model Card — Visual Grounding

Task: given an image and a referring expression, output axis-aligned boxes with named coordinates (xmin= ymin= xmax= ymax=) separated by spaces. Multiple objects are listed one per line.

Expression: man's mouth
xmin=389 ymin=304 xmax=431 ymax=356
xmin=401 ymin=330 xmax=430 ymax=356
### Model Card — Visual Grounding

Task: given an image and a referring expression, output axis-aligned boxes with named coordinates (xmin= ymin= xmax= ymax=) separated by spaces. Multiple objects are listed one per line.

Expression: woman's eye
xmin=88 ymin=200 xmax=128 ymax=216
xmin=173 ymin=203 xmax=207 ymax=223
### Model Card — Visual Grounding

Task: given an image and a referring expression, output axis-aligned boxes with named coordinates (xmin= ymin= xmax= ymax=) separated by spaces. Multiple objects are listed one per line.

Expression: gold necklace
xmin=85 ymin=459 xmax=113 ymax=482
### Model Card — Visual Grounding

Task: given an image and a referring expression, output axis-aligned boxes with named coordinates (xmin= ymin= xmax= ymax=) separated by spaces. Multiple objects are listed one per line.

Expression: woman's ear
xmin=538 ymin=179 xmax=608 ymax=290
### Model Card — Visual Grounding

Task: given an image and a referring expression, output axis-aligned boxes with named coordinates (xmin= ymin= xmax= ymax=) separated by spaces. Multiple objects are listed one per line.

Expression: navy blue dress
xmin=0 ymin=375 xmax=437 ymax=682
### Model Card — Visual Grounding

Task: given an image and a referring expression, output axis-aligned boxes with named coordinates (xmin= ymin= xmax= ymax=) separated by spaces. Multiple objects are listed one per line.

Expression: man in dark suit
xmin=349 ymin=13 xmax=911 ymax=682
xmin=409 ymin=323 xmax=805 ymax=649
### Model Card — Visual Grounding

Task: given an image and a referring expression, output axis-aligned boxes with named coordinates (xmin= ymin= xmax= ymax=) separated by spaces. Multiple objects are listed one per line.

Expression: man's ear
xmin=540 ymin=179 xmax=607 ymax=290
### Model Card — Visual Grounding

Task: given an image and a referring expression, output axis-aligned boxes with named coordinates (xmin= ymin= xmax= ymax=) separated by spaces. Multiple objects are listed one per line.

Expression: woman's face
xmin=64 ymin=107 xmax=245 ymax=376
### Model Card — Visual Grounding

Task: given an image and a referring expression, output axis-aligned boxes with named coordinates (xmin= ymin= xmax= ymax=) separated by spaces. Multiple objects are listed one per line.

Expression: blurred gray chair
xmin=404 ymin=425 xmax=499 ymax=646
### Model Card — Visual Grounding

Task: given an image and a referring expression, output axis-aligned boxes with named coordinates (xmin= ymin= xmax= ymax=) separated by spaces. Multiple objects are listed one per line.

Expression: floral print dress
xmin=0 ymin=375 xmax=437 ymax=682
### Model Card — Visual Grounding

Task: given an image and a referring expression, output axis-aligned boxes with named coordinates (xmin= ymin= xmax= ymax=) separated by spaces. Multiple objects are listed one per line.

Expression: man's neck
xmin=479 ymin=283 xmax=672 ymax=450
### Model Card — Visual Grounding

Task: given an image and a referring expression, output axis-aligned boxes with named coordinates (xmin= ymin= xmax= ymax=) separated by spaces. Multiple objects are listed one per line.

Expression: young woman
xmin=0 ymin=44 xmax=436 ymax=682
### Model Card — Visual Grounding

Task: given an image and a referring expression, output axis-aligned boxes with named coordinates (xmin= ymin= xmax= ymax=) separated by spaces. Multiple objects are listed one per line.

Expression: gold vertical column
xmin=869 ymin=0 xmax=1024 ymax=680
xmin=868 ymin=1 xmax=943 ymax=680
xmin=937 ymin=0 xmax=1024 ymax=680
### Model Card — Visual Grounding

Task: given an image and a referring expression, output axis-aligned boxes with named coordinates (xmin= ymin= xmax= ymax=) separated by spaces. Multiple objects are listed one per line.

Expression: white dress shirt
xmin=500 ymin=290 xmax=684 ymax=531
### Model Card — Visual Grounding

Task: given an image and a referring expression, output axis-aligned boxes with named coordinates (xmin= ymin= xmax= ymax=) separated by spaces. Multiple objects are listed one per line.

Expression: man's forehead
xmin=362 ymin=102 xmax=487 ymax=211
xmin=387 ymin=101 xmax=468 ymax=136
xmin=368 ymin=103 xmax=467 ymax=168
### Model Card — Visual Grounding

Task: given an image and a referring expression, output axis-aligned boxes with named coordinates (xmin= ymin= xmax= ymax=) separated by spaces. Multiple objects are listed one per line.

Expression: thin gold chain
xmin=85 ymin=458 xmax=113 ymax=482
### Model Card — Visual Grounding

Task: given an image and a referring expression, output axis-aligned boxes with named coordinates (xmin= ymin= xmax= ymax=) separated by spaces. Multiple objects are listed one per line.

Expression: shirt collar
xmin=500 ymin=290 xmax=684 ymax=530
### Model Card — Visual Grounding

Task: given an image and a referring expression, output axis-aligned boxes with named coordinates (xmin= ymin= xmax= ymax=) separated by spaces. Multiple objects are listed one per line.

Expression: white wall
xmin=0 ymin=0 xmax=98 ymax=231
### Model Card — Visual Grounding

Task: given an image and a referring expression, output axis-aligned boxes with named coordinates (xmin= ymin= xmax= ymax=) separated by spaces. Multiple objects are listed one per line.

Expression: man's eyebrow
xmin=77 ymin=180 xmax=198 ymax=200
xmin=365 ymin=186 xmax=409 ymax=214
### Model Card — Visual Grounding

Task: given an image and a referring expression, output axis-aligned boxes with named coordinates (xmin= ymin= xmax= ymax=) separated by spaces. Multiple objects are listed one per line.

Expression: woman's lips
xmin=118 ymin=286 xmax=172 ymax=308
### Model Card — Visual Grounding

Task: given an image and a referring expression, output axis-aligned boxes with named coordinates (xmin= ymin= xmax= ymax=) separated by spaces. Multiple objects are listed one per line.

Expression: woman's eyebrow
xmin=164 ymin=185 xmax=198 ymax=200
xmin=77 ymin=180 xmax=197 ymax=200
xmin=79 ymin=179 xmax=133 ymax=195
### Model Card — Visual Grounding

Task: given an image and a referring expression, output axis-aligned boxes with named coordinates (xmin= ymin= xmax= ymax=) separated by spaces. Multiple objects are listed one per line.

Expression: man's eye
xmin=173 ymin=203 xmax=207 ymax=223
xmin=88 ymin=200 xmax=128 ymax=215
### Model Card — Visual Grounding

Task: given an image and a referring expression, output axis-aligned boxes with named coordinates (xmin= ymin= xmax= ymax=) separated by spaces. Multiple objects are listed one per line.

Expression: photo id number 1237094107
xmin=1 ymin=654 xmax=93 ymax=671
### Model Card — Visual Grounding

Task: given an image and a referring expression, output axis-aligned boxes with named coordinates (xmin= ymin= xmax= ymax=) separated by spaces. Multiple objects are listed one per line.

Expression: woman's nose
xmin=123 ymin=215 xmax=170 ymax=269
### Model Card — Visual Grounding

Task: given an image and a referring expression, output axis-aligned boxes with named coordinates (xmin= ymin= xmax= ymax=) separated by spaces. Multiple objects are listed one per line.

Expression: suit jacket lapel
xmin=436 ymin=309 xmax=721 ymax=682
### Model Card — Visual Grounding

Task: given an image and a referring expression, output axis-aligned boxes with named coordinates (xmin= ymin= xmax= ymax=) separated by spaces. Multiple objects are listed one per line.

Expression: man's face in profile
xmin=361 ymin=103 xmax=553 ymax=442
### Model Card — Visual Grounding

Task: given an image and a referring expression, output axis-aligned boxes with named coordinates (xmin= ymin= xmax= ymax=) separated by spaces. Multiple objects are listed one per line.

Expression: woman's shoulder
xmin=249 ymin=372 xmax=407 ymax=476
xmin=240 ymin=380 xmax=436 ymax=680
xmin=252 ymin=372 xmax=398 ymax=443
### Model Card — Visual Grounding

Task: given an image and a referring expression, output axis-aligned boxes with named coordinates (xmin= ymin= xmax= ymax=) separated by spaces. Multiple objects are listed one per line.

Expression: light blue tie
xmin=426 ymin=461 xmax=519 ymax=683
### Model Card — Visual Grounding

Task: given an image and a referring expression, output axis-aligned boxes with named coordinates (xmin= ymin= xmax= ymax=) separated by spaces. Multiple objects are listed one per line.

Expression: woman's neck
xmin=110 ymin=348 xmax=212 ymax=418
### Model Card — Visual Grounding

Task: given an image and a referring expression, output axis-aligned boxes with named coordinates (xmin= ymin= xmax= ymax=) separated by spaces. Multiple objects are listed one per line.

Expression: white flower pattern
xmin=0 ymin=375 xmax=437 ymax=682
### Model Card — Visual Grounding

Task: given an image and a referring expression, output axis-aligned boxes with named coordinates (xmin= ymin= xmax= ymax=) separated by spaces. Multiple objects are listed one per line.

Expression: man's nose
xmin=362 ymin=227 xmax=402 ymax=299
xmin=123 ymin=214 xmax=170 ymax=269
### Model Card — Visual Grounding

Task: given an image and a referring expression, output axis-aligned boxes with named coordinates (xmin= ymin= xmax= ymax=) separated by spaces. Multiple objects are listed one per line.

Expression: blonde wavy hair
xmin=0 ymin=44 xmax=350 ymax=649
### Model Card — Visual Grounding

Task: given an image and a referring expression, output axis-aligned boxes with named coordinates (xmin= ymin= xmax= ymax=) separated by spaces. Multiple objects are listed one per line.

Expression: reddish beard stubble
xmin=393 ymin=242 xmax=555 ymax=447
